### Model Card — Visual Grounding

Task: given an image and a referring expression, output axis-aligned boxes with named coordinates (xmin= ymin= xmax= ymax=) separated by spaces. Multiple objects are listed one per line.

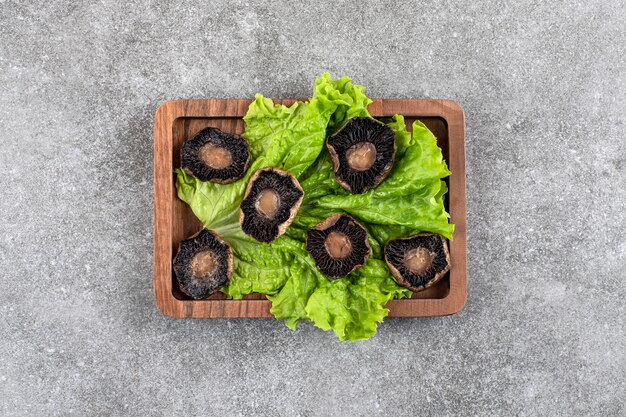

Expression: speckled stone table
xmin=1 ymin=1 xmax=624 ymax=416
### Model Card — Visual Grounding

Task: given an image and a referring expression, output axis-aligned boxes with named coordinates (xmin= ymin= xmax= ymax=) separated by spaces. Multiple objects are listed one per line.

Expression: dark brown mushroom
xmin=306 ymin=213 xmax=370 ymax=278
xmin=384 ymin=233 xmax=450 ymax=292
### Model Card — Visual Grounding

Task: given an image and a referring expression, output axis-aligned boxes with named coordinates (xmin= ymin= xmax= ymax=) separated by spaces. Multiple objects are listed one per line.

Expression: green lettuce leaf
xmin=266 ymin=237 xmax=324 ymax=330
xmin=317 ymin=179 xmax=454 ymax=239
xmin=312 ymin=73 xmax=372 ymax=133
xmin=175 ymin=168 xmax=243 ymax=233
xmin=242 ymin=72 xmax=373 ymax=178
xmin=304 ymin=259 xmax=411 ymax=341
xmin=266 ymin=236 xmax=409 ymax=337
xmin=222 ymin=231 xmax=295 ymax=298
xmin=242 ymin=96 xmax=328 ymax=178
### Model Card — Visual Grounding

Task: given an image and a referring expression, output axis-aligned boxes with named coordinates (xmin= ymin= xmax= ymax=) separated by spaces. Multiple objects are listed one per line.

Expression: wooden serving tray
xmin=154 ymin=99 xmax=467 ymax=318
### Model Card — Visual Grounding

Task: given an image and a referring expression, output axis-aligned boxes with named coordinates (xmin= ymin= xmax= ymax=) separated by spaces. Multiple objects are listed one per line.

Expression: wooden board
xmin=154 ymin=99 xmax=467 ymax=318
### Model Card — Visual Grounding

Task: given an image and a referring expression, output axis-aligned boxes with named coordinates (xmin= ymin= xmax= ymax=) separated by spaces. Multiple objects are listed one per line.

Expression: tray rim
xmin=153 ymin=98 xmax=467 ymax=318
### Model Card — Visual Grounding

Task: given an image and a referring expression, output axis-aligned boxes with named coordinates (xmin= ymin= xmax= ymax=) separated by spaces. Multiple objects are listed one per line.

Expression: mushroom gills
xmin=326 ymin=117 xmax=395 ymax=193
xmin=306 ymin=213 xmax=370 ymax=278
xmin=239 ymin=168 xmax=304 ymax=243
xmin=384 ymin=233 xmax=450 ymax=292
xmin=173 ymin=229 xmax=234 ymax=299
xmin=181 ymin=127 xmax=250 ymax=183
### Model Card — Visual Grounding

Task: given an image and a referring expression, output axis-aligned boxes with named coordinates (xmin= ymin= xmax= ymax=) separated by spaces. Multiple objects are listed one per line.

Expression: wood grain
xmin=154 ymin=99 xmax=467 ymax=318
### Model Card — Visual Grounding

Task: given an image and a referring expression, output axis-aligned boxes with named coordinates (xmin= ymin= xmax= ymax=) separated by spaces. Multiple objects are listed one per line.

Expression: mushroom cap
xmin=173 ymin=229 xmax=234 ymax=299
xmin=384 ymin=233 xmax=450 ymax=292
xmin=327 ymin=117 xmax=396 ymax=194
xmin=306 ymin=213 xmax=370 ymax=278
xmin=181 ymin=127 xmax=250 ymax=184
xmin=239 ymin=167 xmax=304 ymax=243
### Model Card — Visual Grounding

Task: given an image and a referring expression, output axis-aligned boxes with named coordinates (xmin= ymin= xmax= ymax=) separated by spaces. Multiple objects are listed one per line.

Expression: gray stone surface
xmin=0 ymin=0 xmax=624 ymax=415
